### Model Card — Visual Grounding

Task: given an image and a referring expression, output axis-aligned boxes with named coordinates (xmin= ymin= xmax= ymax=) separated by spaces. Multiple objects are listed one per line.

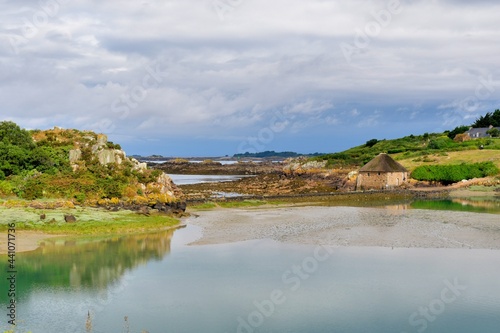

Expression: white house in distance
xmin=465 ymin=125 xmax=500 ymax=139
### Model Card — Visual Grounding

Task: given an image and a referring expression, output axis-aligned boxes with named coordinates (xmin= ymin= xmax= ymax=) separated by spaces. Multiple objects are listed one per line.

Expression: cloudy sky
xmin=1 ymin=0 xmax=499 ymax=156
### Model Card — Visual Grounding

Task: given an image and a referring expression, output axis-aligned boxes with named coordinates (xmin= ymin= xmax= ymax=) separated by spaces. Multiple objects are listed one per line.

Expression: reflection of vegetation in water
xmin=411 ymin=198 xmax=500 ymax=214
xmin=11 ymin=230 xmax=173 ymax=298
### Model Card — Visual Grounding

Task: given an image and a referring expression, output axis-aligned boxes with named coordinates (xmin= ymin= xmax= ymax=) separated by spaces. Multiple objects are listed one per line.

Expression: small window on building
xmin=367 ymin=173 xmax=370 ymax=176
xmin=378 ymin=172 xmax=380 ymax=175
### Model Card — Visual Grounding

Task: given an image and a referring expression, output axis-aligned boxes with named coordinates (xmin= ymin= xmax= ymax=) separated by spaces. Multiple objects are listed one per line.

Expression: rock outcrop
xmin=67 ymin=132 xmax=150 ymax=172
xmin=34 ymin=126 xmax=184 ymax=212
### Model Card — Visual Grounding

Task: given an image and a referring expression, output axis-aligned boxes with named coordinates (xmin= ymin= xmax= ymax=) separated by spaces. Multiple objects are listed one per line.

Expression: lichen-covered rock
xmin=152 ymin=173 xmax=176 ymax=197
xmin=34 ymin=127 xmax=184 ymax=206
xmin=96 ymin=134 xmax=107 ymax=147
xmin=283 ymin=159 xmax=327 ymax=175
xmin=131 ymin=158 xmax=147 ymax=171
xmin=96 ymin=149 xmax=126 ymax=165
xmin=69 ymin=149 xmax=82 ymax=164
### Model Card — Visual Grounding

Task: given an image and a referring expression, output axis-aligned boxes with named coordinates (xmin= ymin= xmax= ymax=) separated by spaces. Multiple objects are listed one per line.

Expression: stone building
xmin=356 ymin=153 xmax=408 ymax=190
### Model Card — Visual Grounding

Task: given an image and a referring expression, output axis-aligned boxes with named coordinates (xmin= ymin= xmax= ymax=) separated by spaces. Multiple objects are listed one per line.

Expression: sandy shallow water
xmin=187 ymin=206 xmax=500 ymax=249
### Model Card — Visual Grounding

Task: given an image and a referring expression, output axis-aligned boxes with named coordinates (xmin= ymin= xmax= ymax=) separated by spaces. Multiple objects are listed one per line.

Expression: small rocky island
xmin=0 ymin=122 xmax=185 ymax=215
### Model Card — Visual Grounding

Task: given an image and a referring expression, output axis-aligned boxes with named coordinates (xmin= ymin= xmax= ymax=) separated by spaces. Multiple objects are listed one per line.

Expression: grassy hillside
xmin=315 ymin=133 xmax=500 ymax=170
xmin=396 ymin=150 xmax=500 ymax=171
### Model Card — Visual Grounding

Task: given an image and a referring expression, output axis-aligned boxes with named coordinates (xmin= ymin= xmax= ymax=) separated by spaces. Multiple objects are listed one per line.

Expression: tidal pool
xmin=167 ymin=174 xmax=252 ymax=185
xmin=1 ymin=225 xmax=500 ymax=333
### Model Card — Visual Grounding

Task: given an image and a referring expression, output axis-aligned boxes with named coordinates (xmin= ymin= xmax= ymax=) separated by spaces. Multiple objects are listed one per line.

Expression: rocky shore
xmin=151 ymin=158 xmax=499 ymax=203
xmin=152 ymin=160 xmax=283 ymax=175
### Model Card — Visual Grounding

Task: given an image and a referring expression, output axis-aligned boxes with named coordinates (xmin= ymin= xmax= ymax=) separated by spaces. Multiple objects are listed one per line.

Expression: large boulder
xmin=69 ymin=149 xmax=82 ymax=164
xmin=96 ymin=149 xmax=126 ymax=165
xmin=64 ymin=214 xmax=77 ymax=223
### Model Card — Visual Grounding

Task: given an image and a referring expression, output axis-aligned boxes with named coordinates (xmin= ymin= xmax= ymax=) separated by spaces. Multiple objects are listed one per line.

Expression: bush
xmin=411 ymin=162 xmax=499 ymax=184
xmin=106 ymin=141 xmax=122 ymax=150
xmin=0 ymin=180 xmax=12 ymax=195
xmin=447 ymin=125 xmax=470 ymax=139
xmin=74 ymin=193 xmax=86 ymax=204
xmin=428 ymin=137 xmax=453 ymax=150
xmin=487 ymin=128 xmax=500 ymax=137
xmin=365 ymin=139 xmax=378 ymax=148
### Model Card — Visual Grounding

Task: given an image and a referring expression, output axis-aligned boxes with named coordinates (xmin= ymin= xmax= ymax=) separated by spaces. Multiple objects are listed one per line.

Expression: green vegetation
xmin=314 ymin=110 xmax=500 ymax=168
xmin=0 ymin=122 xmax=70 ymax=179
xmin=234 ymin=151 xmax=324 ymax=158
xmin=447 ymin=125 xmax=470 ymax=139
xmin=234 ymin=150 xmax=302 ymax=158
xmin=190 ymin=202 xmax=219 ymax=209
xmin=472 ymin=109 xmax=500 ymax=127
xmin=190 ymin=200 xmax=287 ymax=210
xmin=411 ymin=162 xmax=499 ymax=184
xmin=314 ymin=133 xmax=498 ymax=167
xmin=487 ymin=128 xmax=500 ymax=137
xmin=411 ymin=199 xmax=500 ymax=214
xmin=0 ymin=206 xmax=179 ymax=235
xmin=365 ymin=138 xmax=379 ymax=148
xmin=0 ymin=121 xmax=173 ymax=204
xmin=218 ymin=200 xmax=269 ymax=208
xmin=468 ymin=185 xmax=500 ymax=192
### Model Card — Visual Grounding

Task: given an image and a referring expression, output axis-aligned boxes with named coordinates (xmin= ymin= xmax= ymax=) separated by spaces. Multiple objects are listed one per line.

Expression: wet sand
xmin=0 ymin=232 xmax=61 ymax=254
xmin=187 ymin=206 xmax=500 ymax=249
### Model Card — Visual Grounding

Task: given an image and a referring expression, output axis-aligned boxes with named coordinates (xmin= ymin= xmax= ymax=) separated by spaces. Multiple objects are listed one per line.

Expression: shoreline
xmin=186 ymin=205 xmax=500 ymax=250
xmin=0 ymin=231 xmax=62 ymax=254
xmin=1 ymin=186 xmax=497 ymax=253
xmin=0 ymin=223 xmax=187 ymax=255
xmin=0 ymin=205 xmax=182 ymax=254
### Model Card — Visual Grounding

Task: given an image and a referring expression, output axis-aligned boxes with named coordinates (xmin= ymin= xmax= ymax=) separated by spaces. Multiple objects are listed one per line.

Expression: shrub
xmin=411 ymin=162 xmax=499 ymax=184
xmin=0 ymin=180 xmax=12 ymax=195
xmin=365 ymin=139 xmax=378 ymax=148
xmin=487 ymin=128 xmax=500 ymax=137
xmin=428 ymin=137 xmax=453 ymax=150
xmin=447 ymin=125 xmax=470 ymax=139
xmin=74 ymin=193 xmax=86 ymax=204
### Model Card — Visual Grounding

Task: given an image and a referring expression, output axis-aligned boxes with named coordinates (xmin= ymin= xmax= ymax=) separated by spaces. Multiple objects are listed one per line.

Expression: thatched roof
xmin=359 ymin=153 xmax=407 ymax=172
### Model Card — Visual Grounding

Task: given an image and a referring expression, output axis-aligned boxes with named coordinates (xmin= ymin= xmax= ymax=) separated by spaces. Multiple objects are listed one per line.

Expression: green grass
xmin=189 ymin=200 xmax=288 ymax=210
xmin=397 ymin=150 xmax=500 ymax=171
xmin=468 ymin=185 xmax=500 ymax=192
xmin=0 ymin=206 xmax=179 ymax=235
xmin=218 ymin=200 xmax=269 ymax=208
xmin=314 ymin=133 xmax=500 ymax=168
xmin=190 ymin=202 xmax=218 ymax=209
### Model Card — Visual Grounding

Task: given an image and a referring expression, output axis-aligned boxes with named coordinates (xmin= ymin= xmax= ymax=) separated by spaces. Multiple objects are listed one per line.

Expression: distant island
xmin=233 ymin=151 xmax=324 ymax=158
xmin=130 ymin=151 xmax=325 ymax=162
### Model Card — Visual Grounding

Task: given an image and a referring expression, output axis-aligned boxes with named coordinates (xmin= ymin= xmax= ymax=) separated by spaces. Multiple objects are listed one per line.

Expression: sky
xmin=1 ymin=0 xmax=499 ymax=156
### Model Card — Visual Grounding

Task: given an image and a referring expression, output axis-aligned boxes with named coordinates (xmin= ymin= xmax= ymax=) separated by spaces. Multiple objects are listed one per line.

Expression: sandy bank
xmin=0 ymin=232 xmax=62 ymax=254
xmin=187 ymin=206 xmax=500 ymax=249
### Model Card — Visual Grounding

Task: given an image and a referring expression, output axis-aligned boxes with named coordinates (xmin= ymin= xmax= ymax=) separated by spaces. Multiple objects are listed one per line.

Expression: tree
xmin=0 ymin=121 xmax=34 ymax=149
xmin=0 ymin=141 xmax=31 ymax=178
xmin=447 ymin=125 xmax=469 ymax=139
xmin=0 ymin=121 xmax=69 ymax=178
xmin=365 ymin=139 xmax=378 ymax=148
xmin=487 ymin=128 xmax=500 ymax=138
xmin=472 ymin=109 xmax=500 ymax=127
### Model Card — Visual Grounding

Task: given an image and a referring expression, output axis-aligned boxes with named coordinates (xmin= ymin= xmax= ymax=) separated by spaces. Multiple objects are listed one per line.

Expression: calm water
xmin=167 ymin=174 xmax=252 ymax=185
xmin=2 ymin=224 xmax=500 ymax=333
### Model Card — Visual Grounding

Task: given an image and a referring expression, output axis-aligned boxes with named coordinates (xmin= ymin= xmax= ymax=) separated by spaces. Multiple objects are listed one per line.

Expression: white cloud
xmin=0 ymin=0 xmax=499 ymax=154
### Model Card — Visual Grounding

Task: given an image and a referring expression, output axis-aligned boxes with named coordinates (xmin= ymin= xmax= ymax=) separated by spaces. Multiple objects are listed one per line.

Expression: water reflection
xmin=2 ymin=226 xmax=500 ymax=333
xmin=410 ymin=197 xmax=500 ymax=214
xmin=15 ymin=230 xmax=174 ymax=294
